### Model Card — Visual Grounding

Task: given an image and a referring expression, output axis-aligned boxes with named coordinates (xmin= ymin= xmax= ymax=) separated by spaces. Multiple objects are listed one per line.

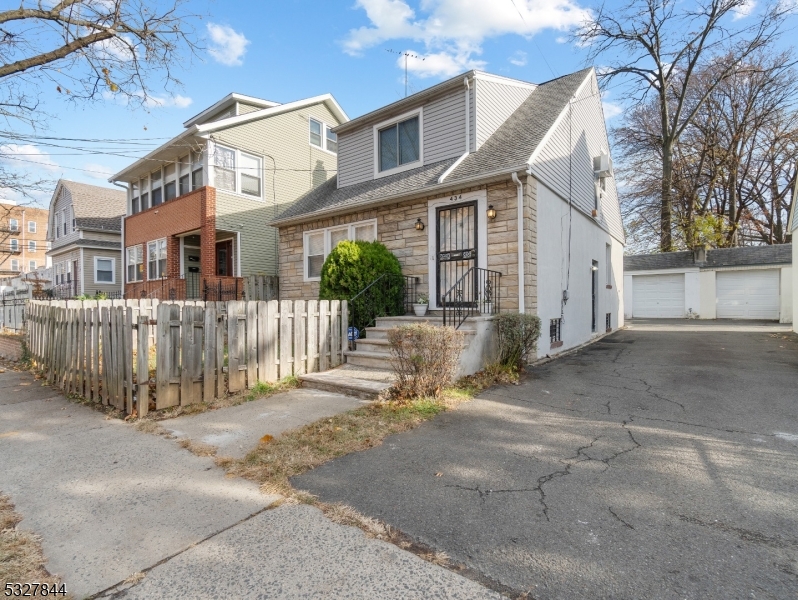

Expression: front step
xmin=300 ymin=364 xmax=394 ymax=400
xmin=344 ymin=350 xmax=393 ymax=370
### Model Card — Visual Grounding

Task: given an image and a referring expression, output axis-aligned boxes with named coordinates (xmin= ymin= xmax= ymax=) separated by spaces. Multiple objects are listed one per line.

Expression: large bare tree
xmin=579 ymin=0 xmax=791 ymax=251
xmin=0 ymin=0 xmax=201 ymax=200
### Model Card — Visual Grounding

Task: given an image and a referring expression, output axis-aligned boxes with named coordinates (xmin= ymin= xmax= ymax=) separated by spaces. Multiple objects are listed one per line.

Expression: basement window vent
xmin=550 ymin=318 xmax=562 ymax=347
xmin=606 ymin=313 xmax=612 ymax=332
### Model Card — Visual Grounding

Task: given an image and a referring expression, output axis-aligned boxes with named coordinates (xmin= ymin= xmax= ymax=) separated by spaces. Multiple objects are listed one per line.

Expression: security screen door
xmin=436 ymin=201 xmax=477 ymax=306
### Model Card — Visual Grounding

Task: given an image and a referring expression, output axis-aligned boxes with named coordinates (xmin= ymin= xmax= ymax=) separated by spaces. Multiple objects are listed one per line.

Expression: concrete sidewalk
xmin=0 ymin=369 xmax=495 ymax=599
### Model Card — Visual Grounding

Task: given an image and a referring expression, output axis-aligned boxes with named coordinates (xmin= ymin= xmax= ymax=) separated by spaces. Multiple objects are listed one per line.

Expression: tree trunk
xmin=661 ymin=142 xmax=674 ymax=252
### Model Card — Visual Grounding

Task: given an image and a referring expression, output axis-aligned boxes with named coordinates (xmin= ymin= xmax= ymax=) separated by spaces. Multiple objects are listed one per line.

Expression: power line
xmin=508 ymin=0 xmax=557 ymax=78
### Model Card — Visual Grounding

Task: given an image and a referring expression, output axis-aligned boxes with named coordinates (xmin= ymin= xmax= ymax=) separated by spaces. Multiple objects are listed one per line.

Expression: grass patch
xmin=0 ymin=494 xmax=71 ymax=598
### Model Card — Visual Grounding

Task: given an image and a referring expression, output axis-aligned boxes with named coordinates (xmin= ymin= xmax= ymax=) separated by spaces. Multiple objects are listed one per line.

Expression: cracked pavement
xmin=294 ymin=322 xmax=798 ymax=599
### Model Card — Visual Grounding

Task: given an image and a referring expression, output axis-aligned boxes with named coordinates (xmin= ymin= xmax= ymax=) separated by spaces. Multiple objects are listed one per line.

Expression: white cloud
xmin=509 ymin=50 xmax=527 ymax=66
xmin=732 ymin=0 xmax=756 ymax=19
xmin=344 ymin=0 xmax=589 ymax=77
xmin=0 ymin=144 xmax=60 ymax=172
xmin=207 ymin=23 xmax=250 ymax=66
xmin=83 ymin=163 xmax=114 ymax=180
xmin=143 ymin=94 xmax=193 ymax=109
xmin=601 ymin=91 xmax=623 ymax=119
xmin=399 ymin=50 xmax=486 ymax=78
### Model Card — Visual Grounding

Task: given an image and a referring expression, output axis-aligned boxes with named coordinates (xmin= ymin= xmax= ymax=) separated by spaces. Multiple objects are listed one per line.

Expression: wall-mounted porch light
xmin=486 ymin=205 xmax=497 ymax=220
xmin=415 ymin=218 xmax=425 ymax=231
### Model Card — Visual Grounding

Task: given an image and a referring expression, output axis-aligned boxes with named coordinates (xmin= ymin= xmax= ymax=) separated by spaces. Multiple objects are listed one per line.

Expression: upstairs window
xmin=131 ymin=181 xmax=140 ymax=214
xmin=29 ymin=260 xmax=36 ymax=271
xmin=62 ymin=209 xmax=68 ymax=235
xmin=213 ymin=145 xmax=236 ymax=192
xmin=164 ymin=163 xmax=177 ymax=201
xmin=309 ymin=119 xmax=322 ymax=147
xmin=10 ymin=259 xmax=19 ymax=271
xmin=28 ymin=221 xmax=36 ymax=233
xmin=240 ymin=152 xmax=261 ymax=196
xmin=325 ymin=126 xmax=338 ymax=153
xmin=213 ymin=144 xmax=261 ymax=198
xmin=191 ymin=150 xmax=204 ymax=190
xmin=28 ymin=241 xmax=36 ymax=252
xmin=178 ymin=155 xmax=191 ymax=196
xmin=8 ymin=218 xmax=18 ymax=232
xmin=10 ymin=239 xmax=18 ymax=252
xmin=378 ymin=115 xmax=420 ymax=172
xmin=151 ymin=169 xmax=163 ymax=206
xmin=55 ymin=213 xmax=61 ymax=238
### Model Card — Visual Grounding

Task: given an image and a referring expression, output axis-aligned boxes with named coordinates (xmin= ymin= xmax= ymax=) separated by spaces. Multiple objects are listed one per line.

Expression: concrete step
xmin=364 ymin=326 xmax=477 ymax=341
xmin=344 ymin=350 xmax=393 ymax=370
xmin=299 ymin=365 xmax=394 ymax=400
xmin=374 ymin=315 xmax=478 ymax=330
xmin=353 ymin=338 xmax=393 ymax=353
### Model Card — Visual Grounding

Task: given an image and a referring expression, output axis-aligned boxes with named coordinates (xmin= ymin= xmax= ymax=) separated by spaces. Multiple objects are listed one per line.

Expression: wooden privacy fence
xmin=26 ymin=299 xmax=347 ymax=417
xmin=243 ymin=275 xmax=279 ymax=302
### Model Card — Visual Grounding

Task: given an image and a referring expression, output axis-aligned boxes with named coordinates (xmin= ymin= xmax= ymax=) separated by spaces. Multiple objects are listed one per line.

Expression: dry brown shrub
xmin=387 ymin=324 xmax=464 ymax=400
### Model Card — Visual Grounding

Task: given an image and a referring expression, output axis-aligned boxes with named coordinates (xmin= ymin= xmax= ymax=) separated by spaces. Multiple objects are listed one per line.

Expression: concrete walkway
xmin=0 ymin=368 xmax=495 ymax=599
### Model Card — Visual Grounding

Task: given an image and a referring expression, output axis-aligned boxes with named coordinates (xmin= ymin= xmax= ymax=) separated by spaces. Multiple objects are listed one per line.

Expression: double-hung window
xmin=178 ymin=155 xmax=191 ymax=196
xmin=29 ymin=260 xmax=36 ymax=271
xmin=309 ymin=119 xmax=323 ymax=147
xmin=303 ymin=219 xmax=377 ymax=280
xmin=147 ymin=239 xmax=167 ymax=280
xmin=131 ymin=181 xmax=140 ymax=214
xmin=55 ymin=213 xmax=61 ymax=239
xmin=28 ymin=241 xmax=36 ymax=252
xmin=191 ymin=150 xmax=204 ymax=190
xmin=9 ymin=218 xmax=18 ymax=232
xmin=377 ymin=113 xmax=420 ymax=173
xmin=164 ymin=163 xmax=177 ymax=201
xmin=62 ymin=209 xmax=68 ymax=235
xmin=151 ymin=169 xmax=163 ymax=206
xmin=95 ymin=257 xmax=115 ymax=284
xmin=10 ymin=239 xmax=18 ymax=252
xmin=310 ymin=119 xmax=338 ymax=154
xmin=213 ymin=144 xmax=262 ymax=197
xmin=126 ymin=245 xmax=144 ymax=282
xmin=10 ymin=259 xmax=19 ymax=271
xmin=28 ymin=221 xmax=36 ymax=233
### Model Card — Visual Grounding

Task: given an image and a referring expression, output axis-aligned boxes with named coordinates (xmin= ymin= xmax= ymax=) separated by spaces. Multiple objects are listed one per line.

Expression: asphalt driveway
xmin=294 ymin=321 xmax=798 ymax=599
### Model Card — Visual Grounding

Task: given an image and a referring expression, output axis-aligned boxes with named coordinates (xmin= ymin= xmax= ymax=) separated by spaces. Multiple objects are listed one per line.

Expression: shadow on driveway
xmin=294 ymin=326 xmax=798 ymax=599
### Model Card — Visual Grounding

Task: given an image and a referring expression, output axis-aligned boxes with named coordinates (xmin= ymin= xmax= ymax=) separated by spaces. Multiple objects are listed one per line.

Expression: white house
xmin=272 ymin=67 xmax=625 ymax=369
xmin=624 ymin=245 xmax=792 ymax=323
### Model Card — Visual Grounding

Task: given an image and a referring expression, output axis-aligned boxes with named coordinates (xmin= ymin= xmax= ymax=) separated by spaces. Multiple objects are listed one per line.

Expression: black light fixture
xmin=486 ymin=205 xmax=497 ymax=220
xmin=415 ymin=218 xmax=425 ymax=231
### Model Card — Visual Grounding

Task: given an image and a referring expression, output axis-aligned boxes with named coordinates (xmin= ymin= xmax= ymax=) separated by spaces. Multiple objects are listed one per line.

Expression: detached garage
xmin=623 ymin=245 xmax=792 ymax=323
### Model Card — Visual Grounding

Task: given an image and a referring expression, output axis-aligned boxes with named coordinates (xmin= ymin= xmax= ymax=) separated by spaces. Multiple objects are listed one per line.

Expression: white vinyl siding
xmin=632 ymin=274 xmax=685 ymax=318
xmin=303 ymin=219 xmax=377 ymax=281
xmin=530 ymin=72 xmax=624 ymax=243
xmin=423 ymin=88 xmax=466 ymax=162
xmin=337 ymin=126 xmax=373 ymax=187
xmin=474 ymin=79 xmax=534 ymax=150
xmin=716 ymin=269 xmax=780 ymax=320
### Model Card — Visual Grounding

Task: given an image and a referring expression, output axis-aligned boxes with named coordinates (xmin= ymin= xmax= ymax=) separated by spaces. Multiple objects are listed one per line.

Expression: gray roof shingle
xmin=272 ymin=69 xmax=592 ymax=225
xmin=60 ymin=180 xmax=125 ymax=222
xmin=624 ymin=244 xmax=792 ymax=271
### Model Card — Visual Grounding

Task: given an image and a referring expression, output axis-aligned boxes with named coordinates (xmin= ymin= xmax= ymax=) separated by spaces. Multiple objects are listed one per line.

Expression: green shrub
xmin=495 ymin=313 xmax=542 ymax=369
xmin=319 ymin=240 xmax=401 ymax=299
xmin=387 ymin=323 xmax=464 ymax=400
xmin=320 ymin=240 xmax=404 ymax=332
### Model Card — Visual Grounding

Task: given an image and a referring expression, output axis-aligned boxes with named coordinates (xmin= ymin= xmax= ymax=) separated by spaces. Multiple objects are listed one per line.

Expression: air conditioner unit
xmin=593 ymin=152 xmax=612 ymax=178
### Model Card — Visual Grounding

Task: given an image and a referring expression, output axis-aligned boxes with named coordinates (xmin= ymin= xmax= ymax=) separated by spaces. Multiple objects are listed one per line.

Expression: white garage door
xmin=633 ymin=274 xmax=685 ymax=318
xmin=716 ymin=269 xmax=780 ymax=320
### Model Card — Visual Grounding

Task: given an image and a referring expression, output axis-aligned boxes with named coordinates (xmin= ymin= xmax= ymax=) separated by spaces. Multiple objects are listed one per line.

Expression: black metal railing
xmin=203 ymin=278 xmax=240 ymax=302
xmin=348 ymin=273 xmax=419 ymax=349
xmin=441 ymin=267 xmax=502 ymax=330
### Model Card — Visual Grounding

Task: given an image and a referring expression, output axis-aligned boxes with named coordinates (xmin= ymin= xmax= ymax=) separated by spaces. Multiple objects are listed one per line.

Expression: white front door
xmin=716 ymin=269 xmax=780 ymax=320
xmin=632 ymin=273 xmax=685 ymax=318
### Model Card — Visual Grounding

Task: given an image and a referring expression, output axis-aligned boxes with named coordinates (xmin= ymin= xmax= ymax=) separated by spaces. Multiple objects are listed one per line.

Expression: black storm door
xmin=436 ymin=201 xmax=477 ymax=306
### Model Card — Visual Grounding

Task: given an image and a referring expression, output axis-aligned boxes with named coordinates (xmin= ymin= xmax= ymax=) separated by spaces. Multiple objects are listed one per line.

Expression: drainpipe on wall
xmin=437 ymin=76 xmax=472 ymax=184
xmin=511 ymin=171 xmax=526 ymax=314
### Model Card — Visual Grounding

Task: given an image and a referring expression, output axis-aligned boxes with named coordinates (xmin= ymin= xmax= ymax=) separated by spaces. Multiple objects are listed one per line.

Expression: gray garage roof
xmin=624 ymin=244 xmax=792 ymax=271
xmin=272 ymin=68 xmax=591 ymax=226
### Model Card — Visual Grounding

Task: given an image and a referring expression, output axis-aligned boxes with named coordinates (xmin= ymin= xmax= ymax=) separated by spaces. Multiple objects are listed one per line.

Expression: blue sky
xmin=3 ymin=0 xmax=795 ymax=206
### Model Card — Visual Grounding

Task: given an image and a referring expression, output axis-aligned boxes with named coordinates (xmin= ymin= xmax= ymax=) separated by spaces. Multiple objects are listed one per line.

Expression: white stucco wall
xmin=536 ymin=182 xmax=623 ymax=358
xmin=699 ymin=270 xmax=717 ymax=319
xmin=781 ymin=266 xmax=793 ymax=325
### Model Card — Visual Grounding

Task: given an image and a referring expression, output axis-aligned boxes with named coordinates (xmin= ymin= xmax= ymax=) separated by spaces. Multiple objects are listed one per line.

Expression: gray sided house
xmin=46 ymin=180 xmax=126 ymax=297
xmin=110 ymin=92 xmax=347 ymax=300
xmin=272 ymin=68 xmax=625 ymax=360
xmin=624 ymin=245 xmax=793 ymax=323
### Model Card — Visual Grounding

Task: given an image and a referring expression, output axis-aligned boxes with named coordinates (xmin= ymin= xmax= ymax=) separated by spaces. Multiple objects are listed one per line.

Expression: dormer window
xmin=374 ymin=110 xmax=422 ymax=177
xmin=310 ymin=118 xmax=338 ymax=154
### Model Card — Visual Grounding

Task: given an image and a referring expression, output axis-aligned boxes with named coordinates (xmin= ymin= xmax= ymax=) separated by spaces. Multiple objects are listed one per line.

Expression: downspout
xmin=437 ymin=75 xmax=472 ymax=184
xmin=511 ymin=171 xmax=525 ymax=314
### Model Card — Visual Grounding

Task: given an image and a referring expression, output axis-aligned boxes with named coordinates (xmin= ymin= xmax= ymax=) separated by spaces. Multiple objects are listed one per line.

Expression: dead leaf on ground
xmin=260 ymin=434 xmax=274 ymax=444
xmin=435 ymin=472 xmax=443 ymax=477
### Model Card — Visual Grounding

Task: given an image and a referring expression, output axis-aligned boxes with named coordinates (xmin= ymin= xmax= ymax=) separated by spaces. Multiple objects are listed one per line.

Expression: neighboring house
xmin=623 ymin=245 xmax=793 ymax=322
xmin=272 ymin=68 xmax=625 ymax=359
xmin=109 ymin=92 xmax=348 ymax=300
xmin=1 ymin=203 xmax=50 ymax=277
xmin=46 ymin=180 xmax=126 ymax=297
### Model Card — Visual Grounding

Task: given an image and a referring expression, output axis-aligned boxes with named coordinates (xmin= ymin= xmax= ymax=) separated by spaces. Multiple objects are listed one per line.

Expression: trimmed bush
xmin=387 ymin=323 xmax=464 ymax=400
xmin=319 ymin=240 xmax=401 ymax=300
xmin=495 ymin=313 xmax=542 ymax=368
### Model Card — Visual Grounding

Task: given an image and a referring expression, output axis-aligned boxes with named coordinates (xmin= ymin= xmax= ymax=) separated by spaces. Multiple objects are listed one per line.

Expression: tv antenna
xmin=386 ymin=49 xmax=425 ymax=97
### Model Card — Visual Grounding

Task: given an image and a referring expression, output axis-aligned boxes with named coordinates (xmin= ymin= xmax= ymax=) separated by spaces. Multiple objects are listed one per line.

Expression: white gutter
xmin=438 ymin=76 xmax=471 ymax=184
xmin=511 ymin=171 xmax=525 ymax=314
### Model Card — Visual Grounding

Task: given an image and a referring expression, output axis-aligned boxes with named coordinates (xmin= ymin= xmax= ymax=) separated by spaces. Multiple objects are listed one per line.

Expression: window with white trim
xmin=303 ymin=219 xmax=378 ymax=280
xmin=9 ymin=218 xmax=18 ymax=232
xmin=29 ymin=260 xmax=36 ymax=271
xmin=378 ymin=114 xmax=420 ymax=172
xmin=309 ymin=118 xmax=322 ymax=148
xmin=147 ymin=239 xmax=167 ymax=280
xmin=55 ymin=213 xmax=61 ymax=238
xmin=9 ymin=239 xmax=18 ymax=252
xmin=62 ymin=208 xmax=68 ymax=235
xmin=95 ymin=257 xmax=115 ymax=284
xmin=10 ymin=259 xmax=19 ymax=271
xmin=126 ymin=245 xmax=144 ymax=282
xmin=325 ymin=126 xmax=337 ymax=153
xmin=213 ymin=144 xmax=262 ymax=198
xmin=151 ymin=169 xmax=163 ymax=206
xmin=28 ymin=221 xmax=36 ymax=233
xmin=164 ymin=162 xmax=177 ymax=201
xmin=28 ymin=240 xmax=36 ymax=252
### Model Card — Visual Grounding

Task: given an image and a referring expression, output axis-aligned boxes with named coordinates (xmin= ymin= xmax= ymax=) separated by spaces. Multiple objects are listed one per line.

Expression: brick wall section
xmin=124 ymin=187 xmax=220 ymax=298
xmin=278 ymin=177 xmax=528 ymax=311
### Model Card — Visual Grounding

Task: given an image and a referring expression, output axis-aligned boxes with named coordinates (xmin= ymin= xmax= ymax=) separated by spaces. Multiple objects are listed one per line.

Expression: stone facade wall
xmin=523 ymin=174 xmax=538 ymax=314
xmin=278 ymin=176 xmax=530 ymax=312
